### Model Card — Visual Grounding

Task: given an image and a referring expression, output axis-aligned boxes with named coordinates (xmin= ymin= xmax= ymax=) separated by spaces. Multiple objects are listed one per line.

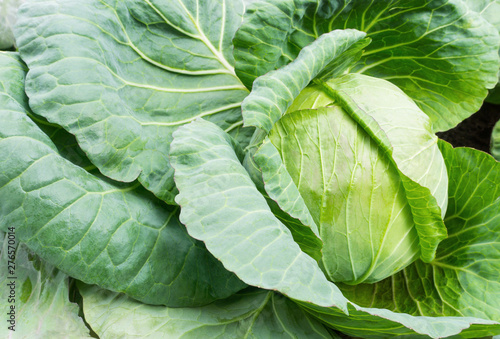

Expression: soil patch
xmin=437 ymin=103 xmax=500 ymax=153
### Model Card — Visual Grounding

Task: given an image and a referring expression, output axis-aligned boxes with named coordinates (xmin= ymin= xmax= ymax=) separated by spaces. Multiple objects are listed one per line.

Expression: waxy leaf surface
xmin=170 ymin=118 xmax=348 ymax=311
xmin=0 ymin=233 xmax=91 ymax=338
xmin=15 ymin=0 xmax=251 ymax=203
xmin=234 ymin=0 xmax=500 ymax=131
xmin=0 ymin=52 xmax=245 ymax=307
xmin=79 ymin=285 xmax=336 ymax=339
xmin=327 ymin=142 xmax=500 ymax=338
xmin=241 ymin=28 xmax=367 ymax=133
xmin=322 ymin=74 xmax=448 ymax=263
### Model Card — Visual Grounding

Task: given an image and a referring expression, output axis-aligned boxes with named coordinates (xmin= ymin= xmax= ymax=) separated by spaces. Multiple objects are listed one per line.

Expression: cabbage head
xmin=262 ymin=74 xmax=449 ymax=284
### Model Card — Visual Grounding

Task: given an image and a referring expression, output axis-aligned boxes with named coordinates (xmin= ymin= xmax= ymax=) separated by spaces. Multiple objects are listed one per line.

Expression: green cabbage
xmin=267 ymin=77 xmax=448 ymax=284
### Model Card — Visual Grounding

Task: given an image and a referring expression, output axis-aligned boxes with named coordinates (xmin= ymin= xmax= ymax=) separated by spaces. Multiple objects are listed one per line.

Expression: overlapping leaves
xmin=15 ymin=0 xmax=251 ymax=204
xmin=0 ymin=52 xmax=245 ymax=307
xmin=79 ymin=285 xmax=337 ymax=339
xmin=170 ymin=118 xmax=349 ymax=312
xmin=241 ymin=28 xmax=368 ymax=133
xmin=0 ymin=232 xmax=91 ymax=338
xmin=320 ymin=74 xmax=448 ymax=263
xmin=0 ymin=0 xmax=23 ymax=49
xmin=331 ymin=142 xmax=500 ymax=337
xmin=1 ymin=0 xmax=499 ymax=337
xmin=234 ymin=0 xmax=500 ymax=132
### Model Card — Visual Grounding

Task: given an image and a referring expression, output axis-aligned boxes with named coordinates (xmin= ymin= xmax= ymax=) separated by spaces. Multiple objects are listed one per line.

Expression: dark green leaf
xmin=234 ymin=0 xmax=500 ymax=132
xmin=492 ymin=120 xmax=500 ymax=160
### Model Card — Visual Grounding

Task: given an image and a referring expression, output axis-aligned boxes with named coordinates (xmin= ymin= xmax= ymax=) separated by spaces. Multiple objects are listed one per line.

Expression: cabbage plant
xmin=0 ymin=0 xmax=500 ymax=338
xmin=249 ymin=77 xmax=450 ymax=285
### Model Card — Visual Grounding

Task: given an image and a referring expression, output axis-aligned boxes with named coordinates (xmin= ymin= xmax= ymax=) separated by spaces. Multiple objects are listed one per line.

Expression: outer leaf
xmin=170 ymin=118 xmax=348 ymax=312
xmin=253 ymin=138 xmax=323 ymax=262
xmin=492 ymin=119 xmax=500 ymax=161
xmin=0 ymin=52 xmax=27 ymax=104
xmin=432 ymin=142 xmax=500 ymax=320
xmin=79 ymin=284 xmax=335 ymax=339
xmin=327 ymin=142 xmax=500 ymax=337
xmin=0 ymin=55 xmax=245 ymax=307
xmin=298 ymin=301 xmax=498 ymax=339
xmin=15 ymin=0 xmax=250 ymax=204
xmin=0 ymin=52 xmax=94 ymax=170
xmin=0 ymin=0 xmax=24 ymax=49
xmin=241 ymin=28 xmax=368 ymax=133
xmin=234 ymin=0 xmax=500 ymax=132
xmin=461 ymin=0 xmax=500 ymax=104
xmin=462 ymin=0 xmax=500 ymax=31
xmin=0 ymin=233 xmax=91 ymax=338
xmin=322 ymin=74 xmax=448 ymax=263
xmin=234 ymin=0 xmax=316 ymax=87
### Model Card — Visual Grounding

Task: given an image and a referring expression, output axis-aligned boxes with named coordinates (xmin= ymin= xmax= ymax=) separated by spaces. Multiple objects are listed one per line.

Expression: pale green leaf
xmin=0 ymin=0 xmax=23 ymax=49
xmin=269 ymin=104 xmax=420 ymax=284
xmin=0 ymin=51 xmax=94 ymax=169
xmin=266 ymin=74 xmax=447 ymax=283
xmin=461 ymin=0 xmax=500 ymax=104
xmin=322 ymin=74 xmax=448 ymax=263
xmin=170 ymin=118 xmax=348 ymax=312
xmin=253 ymin=138 xmax=323 ymax=262
xmin=462 ymin=0 xmax=500 ymax=31
xmin=79 ymin=284 xmax=334 ymax=339
xmin=298 ymin=301 xmax=498 ymax=339
xmin=326 ymin=142 xmax=500 ymax=338
xmin=0 ymin=52 xmax=245 ymax=307
xmin=0 ymin=233 xmax=91 ymax=338
xmin=15 ymin=0 xmax=250 ymax=204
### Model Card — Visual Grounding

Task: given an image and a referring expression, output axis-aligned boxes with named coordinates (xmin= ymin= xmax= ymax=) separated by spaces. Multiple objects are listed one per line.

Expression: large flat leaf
xmin=234 ymin=0 xmax=500 ymax=132
xmin=298 ymin=301 xmax=498 ymax=339
xmin=0 ymin=52 xmax=94 ymax=170
xmin=461 ymin=0 xmax=500 ymax=104
xmin=170 ymin=118 xmax=348 ymax=312
xmin=0 ymin=53 xmax=245 ymax=307
xmin=15 ymin=0 xmax=251 ymax=204
xmin=0 ymin=233 xmax=91 ymax=338
xmin=79 ymin=284 xmax=336 ymax=339
xmin=323 ymin=142 xmax=500 ymax=337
